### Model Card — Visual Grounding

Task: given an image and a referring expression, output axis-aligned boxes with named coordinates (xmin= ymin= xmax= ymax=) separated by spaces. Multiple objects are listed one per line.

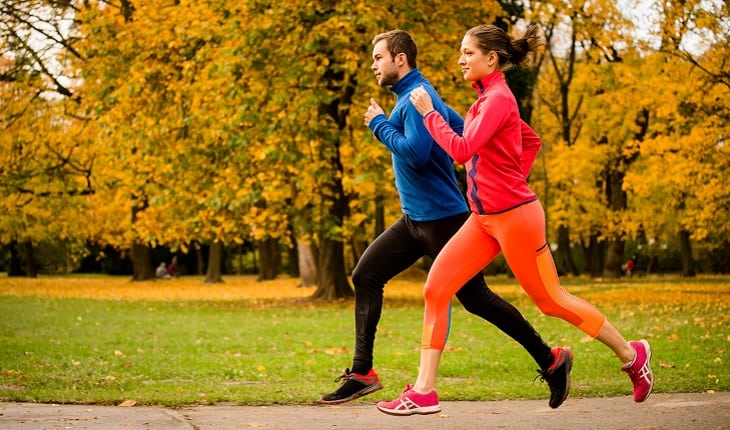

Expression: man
xmin=319 ymin=29 xmax=572 ymax=409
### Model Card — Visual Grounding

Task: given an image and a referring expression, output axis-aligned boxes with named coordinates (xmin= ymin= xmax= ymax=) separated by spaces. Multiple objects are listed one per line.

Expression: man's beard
xmin=379 ymin=70 xmax=399 ymax=87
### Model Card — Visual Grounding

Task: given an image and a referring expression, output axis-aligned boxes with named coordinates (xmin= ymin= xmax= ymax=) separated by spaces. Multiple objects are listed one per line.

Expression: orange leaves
xmin=0 ymin=275 xmax=313 ymax=302
xmin=3 ymin=276 xmax=727 ymax=313
xmin=323 ymin=346 xmax=349 ymax=355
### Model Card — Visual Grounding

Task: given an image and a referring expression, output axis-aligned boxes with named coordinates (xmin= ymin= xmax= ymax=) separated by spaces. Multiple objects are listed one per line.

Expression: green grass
xmin=0 ymin=276 xmax=728 ymax=406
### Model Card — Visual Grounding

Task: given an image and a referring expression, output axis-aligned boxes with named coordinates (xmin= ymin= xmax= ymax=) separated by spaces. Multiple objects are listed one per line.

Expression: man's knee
xmin=351 ymin=264 xmax=386 ymax=297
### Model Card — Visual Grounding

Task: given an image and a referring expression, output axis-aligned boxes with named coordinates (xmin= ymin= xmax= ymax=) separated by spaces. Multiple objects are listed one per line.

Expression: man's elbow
xmin=409 ymin=156 xmax=430 ymax=169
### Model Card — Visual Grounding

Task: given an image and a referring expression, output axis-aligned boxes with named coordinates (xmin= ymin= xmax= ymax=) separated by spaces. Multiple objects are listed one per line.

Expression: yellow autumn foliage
xmin=2 ymin=0 xmax=728 ymax=280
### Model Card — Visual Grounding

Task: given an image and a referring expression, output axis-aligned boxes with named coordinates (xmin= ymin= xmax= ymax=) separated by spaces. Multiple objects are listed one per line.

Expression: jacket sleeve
xmin=424 ymin=92 xmax=511 ymax=164
xmin=445 ymin=105 xmax=464 ymax=136
xmin=369 ymin=103 xmax=435 ymax=169
xmin=520 ymin=120 xmax=542 ymax=177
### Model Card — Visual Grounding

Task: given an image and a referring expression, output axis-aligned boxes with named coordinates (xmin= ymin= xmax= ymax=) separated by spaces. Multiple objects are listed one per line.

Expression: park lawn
xmin=0 ymin=274 xmax=727 ymax=406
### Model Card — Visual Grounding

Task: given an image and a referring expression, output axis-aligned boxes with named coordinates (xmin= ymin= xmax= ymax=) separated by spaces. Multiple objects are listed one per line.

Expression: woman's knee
xmin=423 ymin=281 xmax=453 ymax=306
xmin=532 ymin=295 xmax=565 ymax=318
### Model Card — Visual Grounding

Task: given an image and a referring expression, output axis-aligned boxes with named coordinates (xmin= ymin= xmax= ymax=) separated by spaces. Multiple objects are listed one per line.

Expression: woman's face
xmin=458 ymin=35 xmax=497 ymax=82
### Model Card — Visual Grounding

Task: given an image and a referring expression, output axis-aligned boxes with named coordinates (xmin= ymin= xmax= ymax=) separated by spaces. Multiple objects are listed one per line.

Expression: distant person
xmin=156 ymin=262 xmax=170 ymax=279
xmin=167 ymin=256 xmax=178 ymax=277
xmin=623 ymin=257 xmax=635 ymax=277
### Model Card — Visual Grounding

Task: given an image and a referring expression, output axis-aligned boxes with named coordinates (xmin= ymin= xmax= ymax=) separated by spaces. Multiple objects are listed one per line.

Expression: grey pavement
xmin=1 ymin=392 xmax=729 ymax=430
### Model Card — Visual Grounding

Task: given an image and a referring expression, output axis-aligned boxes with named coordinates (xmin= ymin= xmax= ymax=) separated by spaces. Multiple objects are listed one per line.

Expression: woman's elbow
xmin=444 ymin=140 xmax=472 ymax=164
xmin=451 ymin=153 xmax=471 ymax=164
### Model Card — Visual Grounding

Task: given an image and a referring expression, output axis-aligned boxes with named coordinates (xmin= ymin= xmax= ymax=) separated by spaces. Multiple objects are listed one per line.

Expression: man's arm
xmin=369 ymin=85 xmax=449 ymax=169
xmin=369 ymin=106 xmax=434 ymax=169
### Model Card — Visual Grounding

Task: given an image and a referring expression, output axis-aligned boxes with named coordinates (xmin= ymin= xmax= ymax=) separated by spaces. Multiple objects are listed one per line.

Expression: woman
xmin=376 ymin=24 xmax=654 ymax=416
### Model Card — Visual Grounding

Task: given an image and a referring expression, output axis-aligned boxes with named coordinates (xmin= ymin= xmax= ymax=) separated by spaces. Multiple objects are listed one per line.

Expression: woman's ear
xmin=488 ymin=51 xmax=498 ymax=66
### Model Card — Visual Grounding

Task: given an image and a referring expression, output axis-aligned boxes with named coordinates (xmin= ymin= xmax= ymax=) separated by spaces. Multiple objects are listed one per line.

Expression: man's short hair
xmin=372 ymin=29 xmax=418 ymax=69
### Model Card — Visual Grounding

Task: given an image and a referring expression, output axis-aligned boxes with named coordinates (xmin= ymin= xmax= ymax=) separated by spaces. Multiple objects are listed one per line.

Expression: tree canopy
xmin=2 ymin=0 xmax=728 ymax=287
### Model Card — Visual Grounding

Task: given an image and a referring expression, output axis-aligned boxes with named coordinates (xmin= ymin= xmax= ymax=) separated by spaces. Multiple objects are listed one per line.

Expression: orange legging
xmin=422 ymin=200 xmax=606 ymax=350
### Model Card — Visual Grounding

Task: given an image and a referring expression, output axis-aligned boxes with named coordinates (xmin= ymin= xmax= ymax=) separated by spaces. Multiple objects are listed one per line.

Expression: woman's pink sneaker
xmin=376 ymin=384 xmax=441 ymax=416
xmin=622 ymin=339 xmax=654 ymax=402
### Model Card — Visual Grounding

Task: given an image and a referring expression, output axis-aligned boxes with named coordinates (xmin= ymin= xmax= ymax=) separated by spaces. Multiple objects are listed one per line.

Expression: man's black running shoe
xmin=538 ymin=346 xmax=573 ymax=409
xmin=320 ymin=368 xmax=383 ymax=404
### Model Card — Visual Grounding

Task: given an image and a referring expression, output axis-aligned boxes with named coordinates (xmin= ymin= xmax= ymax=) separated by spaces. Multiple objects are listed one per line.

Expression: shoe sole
xmin=635 ymin=340 xmax=653 ymax=403
xmin=319 ymin=381 xmax=383 ymax=405
xmin=376 ymin=404 xmax=441 ymax=416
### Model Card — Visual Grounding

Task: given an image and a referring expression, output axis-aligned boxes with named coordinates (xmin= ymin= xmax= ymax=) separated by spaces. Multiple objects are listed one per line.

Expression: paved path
xmin=1 ymin=392 xmax=728 ymax=430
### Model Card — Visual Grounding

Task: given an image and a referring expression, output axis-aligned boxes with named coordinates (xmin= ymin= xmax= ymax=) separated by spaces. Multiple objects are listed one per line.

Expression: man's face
xmin=371 ymin=40 xmax=399 ymax=87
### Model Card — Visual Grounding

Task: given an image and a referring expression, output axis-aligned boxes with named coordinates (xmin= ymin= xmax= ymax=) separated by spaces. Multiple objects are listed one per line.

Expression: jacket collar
xmin=472 ymin=70 xmax=504 ymax=96
xmin=391 ymin=68 xmax=422 ymax=96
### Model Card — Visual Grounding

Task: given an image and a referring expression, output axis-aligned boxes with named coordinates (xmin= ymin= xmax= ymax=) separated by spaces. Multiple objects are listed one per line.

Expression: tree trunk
xmin=679 ymin=230 xmax=696 ymax=277
xmin=129 ymin=194 xmax=153 ymax=280
xmin=645 ymin=257 xmax=655 ymax=274
xmin=587 ymin=233 xmax=605 ymax=278
xmin=602 ymin=108 xmax=645 ymax=278
xmin=603 ymin=238 xmax=624 ymax=279
xmin=710 ymin=241 xmax=730 ymax=273
xmin=296 ymin=240 xmax=318 ymax=288
xmin=7 ymin=241 xmax=24 ymax=276
xmin=287 ymin=244 xmax=299 ymax=277
xmin=131 ymin=243 xmax=154 ymax=280
xmin=24 ymin=241 xmax=37 ymax=278
xmin=602 ymin=169 xmax=626 ymax=279
xmin=350 ymin=227 xmax=368 ymax=270
xmin=305 ymin=33 xmax=357 ymax=301
xmin=257 ymin=238 xmax=281 ymax=281
xmin=310 ymin=236 xmax=353 ymax=300
xmin=308 ymin=185 xmax=354 ymax=299
xmin=205 ymin=241 xmax=224 ymax=283
xmin=287 ymin=224 xmax=299 ymax=277
xmin=223 ymin=246 xmax=234 ymax=275
xmin=196 ymin=243 xmax=206 ymax=275
xmin=646 ymin=246 xmax=660 ymax=274
xmin=555 ymin=225 xmax=579 ymax=276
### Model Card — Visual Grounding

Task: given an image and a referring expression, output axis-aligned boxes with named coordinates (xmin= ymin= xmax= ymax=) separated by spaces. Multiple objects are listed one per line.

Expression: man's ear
xmin=396 ymin=52 xmax=407 ymax=67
